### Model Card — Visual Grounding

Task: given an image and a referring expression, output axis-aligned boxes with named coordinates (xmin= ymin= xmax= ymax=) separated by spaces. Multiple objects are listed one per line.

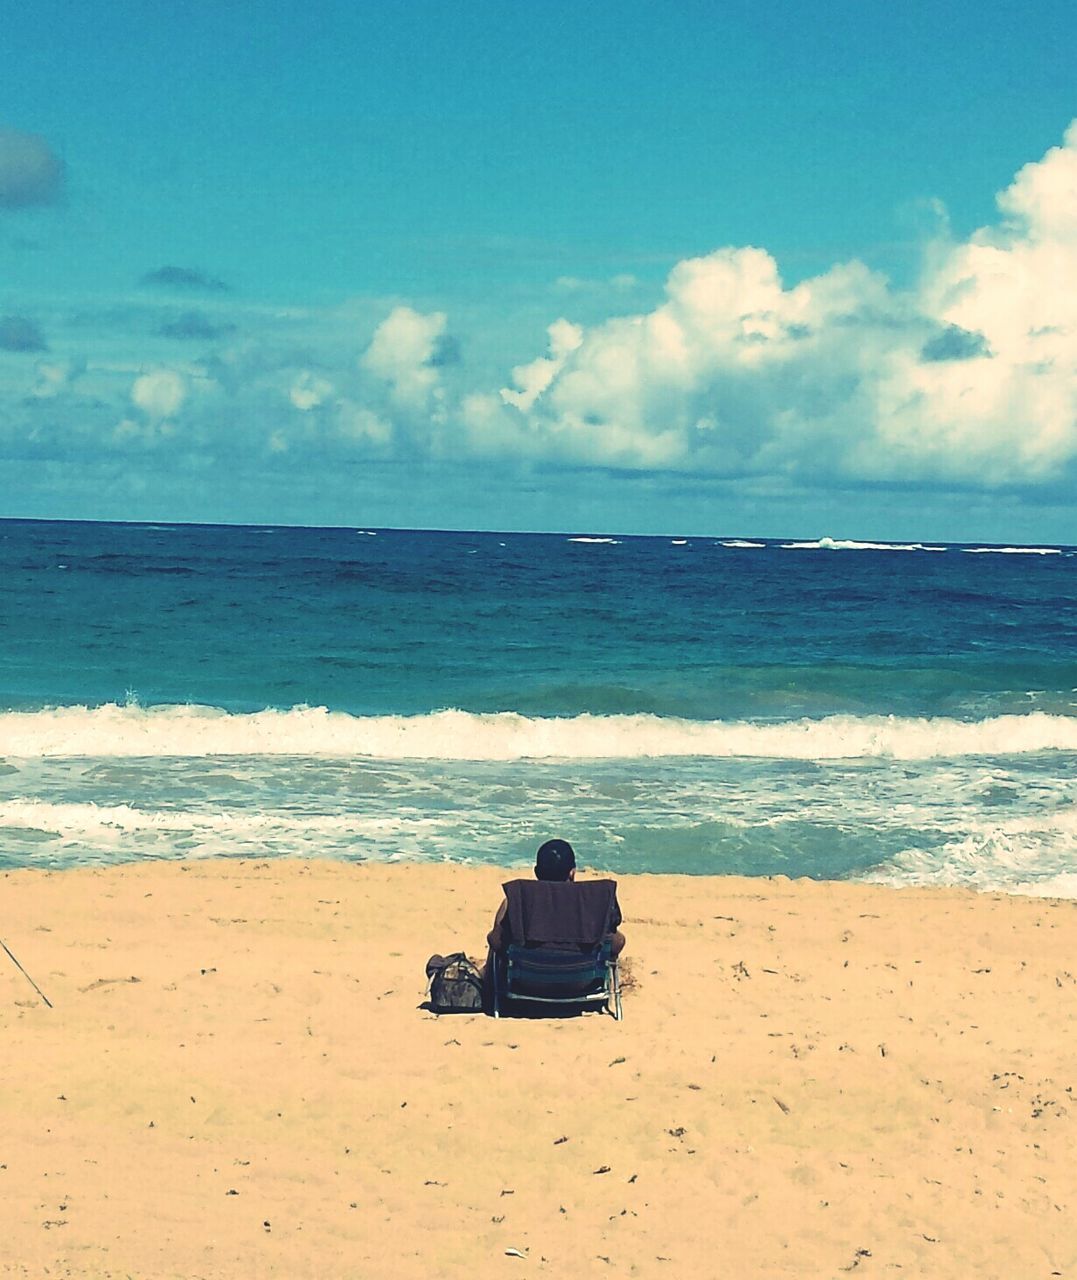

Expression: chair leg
xmin=492 ymin=953 xmax=500 ymax=1019
xmin=608 ymin=960 xmax=623 ymax=1021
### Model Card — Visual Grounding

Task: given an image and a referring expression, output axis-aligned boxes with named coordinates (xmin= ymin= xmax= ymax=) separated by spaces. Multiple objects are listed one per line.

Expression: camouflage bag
xmin=425 ymin=952 xmax=484 ymax=1014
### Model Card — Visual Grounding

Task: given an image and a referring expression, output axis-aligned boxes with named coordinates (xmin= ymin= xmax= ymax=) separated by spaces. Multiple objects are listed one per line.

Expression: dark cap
xmin=535 ymin=838 xmax=576 ymax=881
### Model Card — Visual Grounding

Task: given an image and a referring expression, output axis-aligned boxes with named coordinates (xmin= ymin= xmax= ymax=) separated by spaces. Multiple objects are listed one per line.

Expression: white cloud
xmin=131 ymin=369 xmax=187 ymax=420
xmin=289 ymin=370 xmax=334 ymax=411
xmin=861 ymin=122 xmax=1077 ymax=483
xmin=360 ymin=305 xmax=448 ymax=415
xmin=501 ymin=318 xmax=582 ymax=411
xmin=475 ymin=123 xmax=1077 ymax=488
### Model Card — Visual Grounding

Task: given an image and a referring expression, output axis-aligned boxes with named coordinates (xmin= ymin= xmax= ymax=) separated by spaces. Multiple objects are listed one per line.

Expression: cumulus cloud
xmin=360 ymin=306 xmax=449 ymax=415
xmin=0 ymin=315 xmax=47 ymax=352
xmin=0 ymin=128 xmax=64 ymax=208
xmin=458 ymin=121 xmax=1077 ymax=490
xmin=500 ymin=318 xmax=582 ymax=411
xmin=141 ymin=266 xmax=229 ymax=292
xmin=862 ymin=123 xmax=1077 ymax=484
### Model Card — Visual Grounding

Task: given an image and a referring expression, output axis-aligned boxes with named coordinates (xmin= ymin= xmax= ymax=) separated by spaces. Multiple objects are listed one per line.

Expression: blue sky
xmin=2 ymin=0 xmax=1076 ymax=540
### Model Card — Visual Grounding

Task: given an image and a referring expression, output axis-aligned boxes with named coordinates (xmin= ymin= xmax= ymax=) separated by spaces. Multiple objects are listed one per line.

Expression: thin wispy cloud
xmin=141 ymin=266 xmax=230 ymax=292
xmin=157 ymin=311 xmax=237 ymax=341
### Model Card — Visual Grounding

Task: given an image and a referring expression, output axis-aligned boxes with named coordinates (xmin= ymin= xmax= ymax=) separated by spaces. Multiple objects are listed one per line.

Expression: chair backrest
xmin=501 ymin=878 xmax=619 ymax=950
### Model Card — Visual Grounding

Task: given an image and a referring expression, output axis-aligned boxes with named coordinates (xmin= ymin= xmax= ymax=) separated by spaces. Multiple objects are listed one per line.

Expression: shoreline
xmin=4 ymin=851 xmax=1075 ymax=904
xmin=3 ymin=858 xmax=1075 ymax=1278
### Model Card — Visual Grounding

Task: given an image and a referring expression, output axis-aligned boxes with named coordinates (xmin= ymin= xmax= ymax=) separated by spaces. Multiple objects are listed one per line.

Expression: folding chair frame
xmin=491 ymin=944 xmax=623 ymax=1020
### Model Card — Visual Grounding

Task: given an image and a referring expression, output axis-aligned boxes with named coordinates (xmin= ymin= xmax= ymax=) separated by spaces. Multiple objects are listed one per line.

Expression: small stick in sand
xmin=1 ymin=936 xmax=53 ymax=1008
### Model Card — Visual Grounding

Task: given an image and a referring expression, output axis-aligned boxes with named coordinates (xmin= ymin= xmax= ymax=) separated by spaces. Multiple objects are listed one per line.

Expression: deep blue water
xmin=0 ymin=519 xmax=1074 ymax=892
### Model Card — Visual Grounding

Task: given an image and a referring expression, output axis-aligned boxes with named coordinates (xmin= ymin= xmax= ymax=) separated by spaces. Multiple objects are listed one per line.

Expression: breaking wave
xmin=781 ymin=537 xmax=946 ymax=552
xmin=1 ymin=704 xmax=1075 ymax=761
xmin=963 ymin=546 xmax=1063 ymax=556
xmin=862 ymin=805 xmax=1077 ymax=898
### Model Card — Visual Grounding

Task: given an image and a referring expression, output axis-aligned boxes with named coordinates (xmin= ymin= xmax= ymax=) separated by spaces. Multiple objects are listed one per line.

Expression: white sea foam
xmin=567 ymin=536 xmax=621 ymax=544
xmin=2 ymin=704 xmax=1075 ymax=762
xmin=861 ymin=806 xmax=1077 ymax=898
xmin=1009 ymin=872 xmax=1077 ymax=898
xmin=963 ymin=546 xmax=1062 ymax=555
xmin=0 ymin=798 xmax=433 ymax=864
xmin=719 ymin=540 xmax=766 ymax=549
xmin=781 ymin=537 xmax=946 ymax=552
xmin=0 ymin=798 xmax=410 ymax=840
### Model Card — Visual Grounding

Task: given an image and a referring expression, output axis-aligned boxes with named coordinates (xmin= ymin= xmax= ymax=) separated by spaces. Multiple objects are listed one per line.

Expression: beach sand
xmin=2 ymin=859 xmax=1074 ymax=1279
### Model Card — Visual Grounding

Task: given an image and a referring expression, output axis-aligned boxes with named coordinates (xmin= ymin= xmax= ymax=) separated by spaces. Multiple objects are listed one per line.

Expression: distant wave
xmin=781 ymin=537 xmax=946 ymax=552
xmin=567 ymin=536 xmax=621 ymax=544
xmin=963 ymin=546 xmax=1062 ymax=556
xmin=1 ymin=704 xmax=1075 ymax=761
xmin=720 ymin=539 xmax=766 ymax=549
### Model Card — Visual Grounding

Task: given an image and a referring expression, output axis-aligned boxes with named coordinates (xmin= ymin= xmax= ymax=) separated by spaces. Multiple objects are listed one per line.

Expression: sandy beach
xmin=1 ymin=859 xmax=1074 ymax=1279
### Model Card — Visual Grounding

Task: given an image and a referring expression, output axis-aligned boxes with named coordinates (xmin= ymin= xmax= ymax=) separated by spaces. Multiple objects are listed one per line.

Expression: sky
xmin=1 ymin=0 xmax=1076 ymax=541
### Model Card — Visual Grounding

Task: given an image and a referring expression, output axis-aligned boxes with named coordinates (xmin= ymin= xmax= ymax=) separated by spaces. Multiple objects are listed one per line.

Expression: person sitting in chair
xmin=487 ymin=838 xmax=625 ymax=956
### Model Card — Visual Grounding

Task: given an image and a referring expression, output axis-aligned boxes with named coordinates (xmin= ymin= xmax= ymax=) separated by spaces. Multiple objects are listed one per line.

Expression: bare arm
xmin=487 ymin=899 xmax=507 ymax=951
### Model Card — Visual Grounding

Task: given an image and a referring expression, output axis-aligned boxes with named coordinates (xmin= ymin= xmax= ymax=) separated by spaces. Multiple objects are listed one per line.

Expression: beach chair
xmin=490 ymin=879 xmax=624 ymax=1020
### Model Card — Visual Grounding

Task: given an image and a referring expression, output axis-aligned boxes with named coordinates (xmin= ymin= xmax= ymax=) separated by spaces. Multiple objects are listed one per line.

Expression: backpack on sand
xmin=425 ymin=952 xmax=484 ymax=1014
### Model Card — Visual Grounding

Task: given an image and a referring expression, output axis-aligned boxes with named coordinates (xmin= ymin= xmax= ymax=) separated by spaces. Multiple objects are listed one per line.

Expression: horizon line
xmin=0 ymin=514 xmax=1072 ymax=552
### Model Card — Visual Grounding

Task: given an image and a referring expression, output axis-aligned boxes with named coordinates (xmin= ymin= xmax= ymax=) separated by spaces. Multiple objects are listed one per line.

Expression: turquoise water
xmin=0 ymin=519 xmax=1074 ymax=893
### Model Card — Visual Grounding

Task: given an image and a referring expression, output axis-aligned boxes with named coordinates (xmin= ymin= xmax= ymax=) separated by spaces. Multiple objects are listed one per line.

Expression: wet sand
xmin=2 ymin=859 xmax=1075 ymax=1278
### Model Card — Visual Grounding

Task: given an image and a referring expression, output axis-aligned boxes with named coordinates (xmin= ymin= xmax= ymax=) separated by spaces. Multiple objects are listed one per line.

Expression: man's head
xmin=535 ymin=838 xmax=576 ymax=882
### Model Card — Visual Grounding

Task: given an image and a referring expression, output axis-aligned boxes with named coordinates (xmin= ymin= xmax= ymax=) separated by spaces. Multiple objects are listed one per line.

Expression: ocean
xmin=0 ymin=519 xmax=1074 ymax=895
